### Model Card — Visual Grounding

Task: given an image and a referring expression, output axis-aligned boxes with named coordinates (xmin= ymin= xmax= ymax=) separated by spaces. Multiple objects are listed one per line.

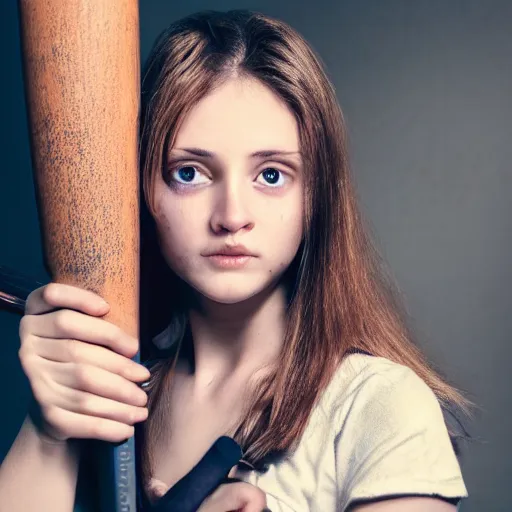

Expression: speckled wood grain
xmin=19 ymin=0 xmax=141 ymax=338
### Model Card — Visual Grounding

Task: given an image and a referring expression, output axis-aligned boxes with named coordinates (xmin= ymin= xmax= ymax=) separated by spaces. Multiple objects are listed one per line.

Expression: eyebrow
xmin=169 ymin=147 xmax=302 ymax=159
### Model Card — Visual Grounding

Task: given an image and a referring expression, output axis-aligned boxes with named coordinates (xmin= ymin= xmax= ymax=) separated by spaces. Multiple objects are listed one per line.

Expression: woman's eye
xmin=257 ymin=168 xmax=287 ymax=187
xmin=166 ymin=165 xmax=288 ymax=189
xmin=169 ymin=165 xmax=209 ymax=186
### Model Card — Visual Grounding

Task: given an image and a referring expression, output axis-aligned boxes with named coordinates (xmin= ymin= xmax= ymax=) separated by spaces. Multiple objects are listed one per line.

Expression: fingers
xmin=28 ymin=335 xmax=150 ymax=382
xmin=19 ymin=281 xmax=150 ymax=445
xmin=49 ymin=382 xmax=148 ymax=426
xmin=43 ymin=359 xmax=148 ymax=407
xmin=25 ymin=282 xmax=110 ymax=317
xmin=20 ymin=308 xmax=139 ymax=359
xmin=41 ymin=405 xmax=136 ymax=443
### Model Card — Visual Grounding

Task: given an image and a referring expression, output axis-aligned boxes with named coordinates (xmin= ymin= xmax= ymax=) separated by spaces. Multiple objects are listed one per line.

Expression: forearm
xmin=0 ymin=415 xmax=80 ymax=512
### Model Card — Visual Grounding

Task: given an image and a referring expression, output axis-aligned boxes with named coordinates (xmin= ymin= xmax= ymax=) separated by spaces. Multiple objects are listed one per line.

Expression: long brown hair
xmin=137 ymin=9 xmax=477 ymax=487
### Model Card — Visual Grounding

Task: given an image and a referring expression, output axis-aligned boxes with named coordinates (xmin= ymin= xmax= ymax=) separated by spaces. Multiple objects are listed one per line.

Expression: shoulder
xmin=329 ymin=353 xmax=442 ymax=425
xmin=319 ymin=353 xmax=440 ymax=426
xmin=327 ymin=352 xmax=455 ymax=455
xmin=329 ymin=354 xmax=468 ymax=510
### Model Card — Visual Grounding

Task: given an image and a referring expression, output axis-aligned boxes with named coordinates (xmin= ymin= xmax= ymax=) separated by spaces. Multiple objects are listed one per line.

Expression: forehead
xmin=172 ymin=77 xmax=300 ymax=156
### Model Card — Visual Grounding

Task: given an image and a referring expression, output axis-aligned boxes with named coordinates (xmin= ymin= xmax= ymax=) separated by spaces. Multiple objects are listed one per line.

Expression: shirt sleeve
xmin=334 ymin=363 xmax=469 ymax=511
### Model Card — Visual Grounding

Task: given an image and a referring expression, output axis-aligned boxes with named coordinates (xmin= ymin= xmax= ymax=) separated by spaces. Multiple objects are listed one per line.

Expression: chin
xmin=187 ymin=272 xmax=279 ymax=305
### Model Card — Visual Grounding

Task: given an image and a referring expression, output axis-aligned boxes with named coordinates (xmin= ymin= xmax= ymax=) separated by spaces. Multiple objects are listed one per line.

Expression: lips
xmin=203 ymin=244 xmax=256 ymax=257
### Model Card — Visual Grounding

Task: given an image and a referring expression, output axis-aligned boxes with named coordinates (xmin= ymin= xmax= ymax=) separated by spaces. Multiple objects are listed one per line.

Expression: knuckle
xmin=43 ymin=404 xmax=60 ymax=426
xmin=18 ymin=348 xmax=35 ymax=373
xmin=32 ymin=385 xmax=48 ymax=406
xmin=18 ymin=315 xmax=31 ymax=339
xmin=74 ymin=364 xmax=91 ymax=387
xmin=18 ymin=345 xmax=29 ymax=364
xmin=25 ymin=285 xmax=44 ymax=314
xmin=66 ymin=339 xmax=81 ymax=362
xmin=76 ymin=392 xmax=91 ymax=410
xmin=18 ymin=331 xmax=37 ymax=361
xmin=42 ymin=282 xmax=60 ymax=305
xmin=24 ymin=291 xmax=36 ymax=314
xmin=54 ymin=310 xmax=69 ymax=333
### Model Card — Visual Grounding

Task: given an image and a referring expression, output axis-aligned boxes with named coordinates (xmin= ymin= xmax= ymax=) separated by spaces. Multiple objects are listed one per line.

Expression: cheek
xmin=154 ymin=201 xmax=197 ymax=267
xmin=283 ymin=193 xmax=304 ymax=233
xmin=267 ymin=196 xmax=304 ymax=253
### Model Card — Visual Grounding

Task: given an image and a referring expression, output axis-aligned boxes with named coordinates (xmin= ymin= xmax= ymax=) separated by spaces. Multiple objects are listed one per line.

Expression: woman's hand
xmin=18 ymin=282 xmax=151 ymax=444
xmin=197 ymin=480 xmax=268 ymax=512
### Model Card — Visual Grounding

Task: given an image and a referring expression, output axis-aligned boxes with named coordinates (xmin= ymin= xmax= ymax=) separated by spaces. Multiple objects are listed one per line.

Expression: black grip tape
xmin=148 ymin=436 xmax=243 ymax=512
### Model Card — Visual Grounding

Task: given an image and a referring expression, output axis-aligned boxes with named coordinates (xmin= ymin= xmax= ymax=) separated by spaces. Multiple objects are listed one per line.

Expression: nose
xmin=210 ymin=180 xmax=254 ymax=234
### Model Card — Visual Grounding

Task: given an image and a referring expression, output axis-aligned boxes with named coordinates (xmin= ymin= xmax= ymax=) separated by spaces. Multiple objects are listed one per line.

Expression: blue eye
xmin=258 ymin=168 xmax=286 ymax=187
xmin=166 ymin=164 xmax=289 ymax=189
xmin=177 ymin=166 xmax=195 ymax=182
xmin=170 ymin=166 xmax=209 ymax=186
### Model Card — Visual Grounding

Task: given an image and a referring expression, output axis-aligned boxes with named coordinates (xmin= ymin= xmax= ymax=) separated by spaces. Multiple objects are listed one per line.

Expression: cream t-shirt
xmin=148 ymin=326 xmax=468 ymax=511
xmin=230 ymin=352 xmax=468 ymax=511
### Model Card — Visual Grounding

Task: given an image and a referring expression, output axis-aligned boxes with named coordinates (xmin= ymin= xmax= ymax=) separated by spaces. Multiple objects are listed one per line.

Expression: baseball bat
xmin=17 ymin=0 xmax=141 ymax=509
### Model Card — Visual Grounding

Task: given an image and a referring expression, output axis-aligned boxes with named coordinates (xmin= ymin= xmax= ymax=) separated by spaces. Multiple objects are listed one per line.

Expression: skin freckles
xmin=150 ymin=76 xmax=305 ymax=393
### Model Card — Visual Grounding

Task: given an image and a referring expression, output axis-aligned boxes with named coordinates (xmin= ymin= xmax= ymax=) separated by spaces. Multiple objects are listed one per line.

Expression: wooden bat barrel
xmin=18 ymin=0 xmax=140 ymax=510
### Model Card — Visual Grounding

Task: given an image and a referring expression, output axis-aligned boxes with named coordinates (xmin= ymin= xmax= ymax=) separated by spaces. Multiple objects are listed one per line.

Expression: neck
xmin=181 ymin=280 xmax=288 ymax=396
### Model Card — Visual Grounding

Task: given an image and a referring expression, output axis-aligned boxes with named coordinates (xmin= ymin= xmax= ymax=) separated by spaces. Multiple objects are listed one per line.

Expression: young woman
xmin=135 ymin=9 xmax=474 ymax=511
xmin=1 ymin=9 xmax=474 ymax=512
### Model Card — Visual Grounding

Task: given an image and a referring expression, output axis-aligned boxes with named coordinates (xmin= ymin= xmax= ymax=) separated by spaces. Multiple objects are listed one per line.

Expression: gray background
xmin=1 ymin=1 xmax=510 ymax=510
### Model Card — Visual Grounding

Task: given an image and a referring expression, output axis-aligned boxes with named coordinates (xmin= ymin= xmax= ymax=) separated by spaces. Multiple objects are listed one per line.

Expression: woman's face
xmin=152 ymin=76 xmax=304 ymax=305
